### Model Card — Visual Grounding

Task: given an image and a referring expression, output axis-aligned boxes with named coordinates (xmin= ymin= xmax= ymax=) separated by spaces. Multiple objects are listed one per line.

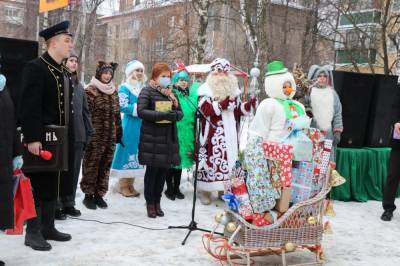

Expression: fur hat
xmin=125 ymin=60 xmax=144 ymax=79
xmin=264 ymin=61 xmax=296 ymax=100
xmin=95 ymin=61 xmax=118 ymax=82
xmin=210 ymin=58 xmax=230 ymax=72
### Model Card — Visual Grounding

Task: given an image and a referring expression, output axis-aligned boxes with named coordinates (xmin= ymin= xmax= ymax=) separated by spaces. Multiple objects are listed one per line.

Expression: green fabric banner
xmin=331 ymin=147 xmax=400 ymax=202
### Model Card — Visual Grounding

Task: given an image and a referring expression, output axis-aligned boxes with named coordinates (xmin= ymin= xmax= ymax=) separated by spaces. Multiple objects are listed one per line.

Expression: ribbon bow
xmin=223 ymin=193 xmax=241 ymax=213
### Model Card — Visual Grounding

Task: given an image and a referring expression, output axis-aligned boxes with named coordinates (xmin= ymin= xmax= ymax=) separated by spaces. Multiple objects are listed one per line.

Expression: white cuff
xmin=240 ymin=103 xmax=251 ymax=115
xmin=212 ymin=101 xmax=221 ymax=116
xmin=132 ymin=104 xmax=138 ymax=116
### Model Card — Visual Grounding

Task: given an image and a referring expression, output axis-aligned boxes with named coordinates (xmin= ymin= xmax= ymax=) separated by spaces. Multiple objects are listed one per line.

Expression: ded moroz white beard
xmin=206 ymin=73 xmax=238 ymax=100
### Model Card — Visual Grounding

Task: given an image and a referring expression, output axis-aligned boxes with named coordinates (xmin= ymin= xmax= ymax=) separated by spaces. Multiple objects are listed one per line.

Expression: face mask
xmin=159 ymin=77 xmax=171 ymax=88
xmin=0 ymin=74 xmax=6 ymax=91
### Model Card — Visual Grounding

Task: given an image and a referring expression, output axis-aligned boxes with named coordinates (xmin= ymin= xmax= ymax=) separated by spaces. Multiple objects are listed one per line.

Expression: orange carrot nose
xmin=287 ymin=87 xmax=294 ymax=94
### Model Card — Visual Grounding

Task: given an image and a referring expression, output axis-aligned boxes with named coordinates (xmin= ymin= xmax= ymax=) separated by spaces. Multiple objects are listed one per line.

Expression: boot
xmin=128 ymin=178 xmax=140 ymax=197
xmin=55 ymin=208 xmax=67 ymax=220
xmin=164 ymin=174 xmax=175 ymax=200
xmin=146 ymin=203 xmax=157 ymax=218
xmin=173 ymin=174 xmax=184 ymax=200
xmin=41 ymin=201 xmax=72 ymax=242
xmin=63 ymin=206 xmax=81 ymax=217
xmin=118 ymin=178 xmax=135 ymax=197
xmin=25 ymin=205 xmax=52 ymax=251
xmin=94 ymin=193 xmax=108 ymax=209
xmin=83 ymin=194 xmax=97 ymax=210
xmin=199 ymin=191 xmax=212 ymax=205
xmin=155 ymin=203 xmax=164 ymax=217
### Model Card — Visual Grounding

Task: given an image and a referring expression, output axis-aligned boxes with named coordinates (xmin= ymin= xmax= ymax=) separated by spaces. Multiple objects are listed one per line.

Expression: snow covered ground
xmin=1 ymin=175 xmax=400 ymax=266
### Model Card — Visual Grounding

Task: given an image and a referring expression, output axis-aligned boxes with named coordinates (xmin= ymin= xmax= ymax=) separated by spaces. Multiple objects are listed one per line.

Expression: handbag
xmin=20 ymin=74 xmax=70 ymax=172
xmin=6 ymin=170 xmax=37 ymax=235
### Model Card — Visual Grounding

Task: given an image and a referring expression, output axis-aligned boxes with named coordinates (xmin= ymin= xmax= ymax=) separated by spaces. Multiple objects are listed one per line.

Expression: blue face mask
xmin=0 ymin=74 xmax=6 ymax=91
xmin=159 ymin=77 xmax=171 ymax=88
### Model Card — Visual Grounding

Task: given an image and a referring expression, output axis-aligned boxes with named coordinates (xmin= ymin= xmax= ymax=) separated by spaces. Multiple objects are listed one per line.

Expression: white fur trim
xmin=125 ymin=60 xmax=145 ymax=79
xmin=221 ymin=109 xmax=238 ymax=172
xmin=240 ymin=102 xmax=251 ymax=115
xmin=132 ymin=103 xmax=138 ymax=116
xmin=212 ymin=101 xmax=222 ymax=116
xmin=121 ymin=82 xmax=142 ymax=97
xmin=310 ymin=87 xmax=334 ymax=131
xmin=264 ymin=72 xmax=296 ymax=100
xmin=197 ymin=180 xmax=225 ymax=192
xmin=109 ymin=168 xmax=145 ymax=179
xmin=197 ymin=81 xmax=241 ymax=98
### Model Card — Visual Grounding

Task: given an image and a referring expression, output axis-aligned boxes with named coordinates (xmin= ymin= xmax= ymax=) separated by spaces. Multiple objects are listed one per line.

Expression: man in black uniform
xmin=20 ymin=21 xmax=74 ymax=251
xmin=381 ymin=86 xmax=400 ymax=221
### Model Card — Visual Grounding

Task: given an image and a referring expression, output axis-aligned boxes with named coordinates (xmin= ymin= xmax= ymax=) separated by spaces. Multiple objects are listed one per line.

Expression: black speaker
xmin=333 ymin=71 xmax=375 ymax=148
xmin=0 ymin=37 xmax=38 ymax=118
xmin=366 ymin=74 xmax=399 ymax=147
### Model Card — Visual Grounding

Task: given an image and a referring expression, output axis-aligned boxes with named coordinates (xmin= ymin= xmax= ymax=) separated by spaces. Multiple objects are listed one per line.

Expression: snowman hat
xmin=264 ymin=60 xmax=296 ymax=100
xmin=125 ymin=60 xmax=145 ymax=79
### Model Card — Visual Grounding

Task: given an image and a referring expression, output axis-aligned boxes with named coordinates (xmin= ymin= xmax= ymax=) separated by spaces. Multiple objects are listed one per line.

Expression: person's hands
xmin=12 ymin=155 xmax=23 ymax=170
xmin=250 ymin=96 xmax=258 ymax=109
xmin=395 ymin=122 xmax=400 ymax=134
xmin=333 ymin=131 xmax=341 ymax=146
xmin=164 ymin=110 xmax=178 ymax=121
xmin=27 ymin=142 xmax=42 ymax=156
xmin=218 ymin=97 xmax=230 ymax=110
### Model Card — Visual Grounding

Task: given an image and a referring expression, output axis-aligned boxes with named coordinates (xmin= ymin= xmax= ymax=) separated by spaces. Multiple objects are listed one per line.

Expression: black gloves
xmin=333 ymin=131 xmax=341 ymax=146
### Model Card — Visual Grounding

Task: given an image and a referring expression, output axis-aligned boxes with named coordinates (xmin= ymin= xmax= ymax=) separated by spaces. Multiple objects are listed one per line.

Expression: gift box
xmin=290 ymin=161 xmax=314 ymax=203
xmin=245 ymin=136 xmax=280 ymax=214
xmin=311 ymin=139 xmax=333 ymax=197
xmin=275 ymin=187 xmax=291 ymax=212
xmin=283 ymin=117 xmax=313 ymax=162
xmin=302 ymin=128 xmax=324 ymax=163
xmin=229 ymin=164 xmax=254 ymax=220
xmin=262 ymin=140 xmax=293 ymax=187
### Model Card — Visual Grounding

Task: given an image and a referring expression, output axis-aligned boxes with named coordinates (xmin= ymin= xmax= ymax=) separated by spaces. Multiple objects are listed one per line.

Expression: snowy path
xmin=1 ymin=177 xmax=400 ymax=266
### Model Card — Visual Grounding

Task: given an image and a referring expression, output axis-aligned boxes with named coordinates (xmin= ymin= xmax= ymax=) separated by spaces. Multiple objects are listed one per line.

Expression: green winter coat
xmin=173 ymin=82 xmax=199 ymax=169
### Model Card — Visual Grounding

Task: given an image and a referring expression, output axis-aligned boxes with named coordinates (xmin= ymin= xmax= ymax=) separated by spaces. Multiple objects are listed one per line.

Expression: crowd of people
xmin=1 ymin=19 xmax=400 ymax=263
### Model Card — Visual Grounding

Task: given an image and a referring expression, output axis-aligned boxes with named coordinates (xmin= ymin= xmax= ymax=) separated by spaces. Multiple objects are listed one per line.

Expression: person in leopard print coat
xmin=80 ymin=61 xmax=122 ymax=210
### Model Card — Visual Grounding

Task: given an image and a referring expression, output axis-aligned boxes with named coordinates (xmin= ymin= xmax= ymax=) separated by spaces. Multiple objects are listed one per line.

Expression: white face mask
xmin=0 ymin=74 xmax=6 ymax=91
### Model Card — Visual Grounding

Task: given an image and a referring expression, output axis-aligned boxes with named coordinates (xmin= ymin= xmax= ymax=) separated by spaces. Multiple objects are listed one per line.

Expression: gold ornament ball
xmin=214 ymin=213 xmax=223 ymax=224
xmin=226 ymin=222 xmax=237 ymax=233
xmin=307 ymin=216 xmax=316 ymax=225
xmin=285 ymin=242 xmax=296 ymax=252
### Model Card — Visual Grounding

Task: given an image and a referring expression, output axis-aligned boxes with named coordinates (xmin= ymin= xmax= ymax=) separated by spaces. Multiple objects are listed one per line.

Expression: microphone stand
xmin=168 ymin=90 xmax=223 ymax=245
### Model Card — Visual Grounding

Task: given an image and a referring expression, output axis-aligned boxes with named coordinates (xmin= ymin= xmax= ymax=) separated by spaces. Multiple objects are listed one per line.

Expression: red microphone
xmin=39 ymin=150 xmax=53 ymax=161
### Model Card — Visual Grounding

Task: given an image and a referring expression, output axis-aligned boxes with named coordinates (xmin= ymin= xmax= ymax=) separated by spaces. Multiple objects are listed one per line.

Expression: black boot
xmin=55 ymin=208 xmax=67 ymax=220
xmin=64 ymin=206 xmax=81 ymax=217
xmin=173 ymin=171 xmax=184 ymax=200
xmin=94 ymin=193 xmax=108 ymax=209
xmin=381 ymin=210 xmax=393 ymax=221
xmin=41 ymin=201 xmax=72 ymax=242
xmin=83 ymin=194 xmax=97 ymax=210
xmin=165 ymin=170 xmax=175 ymax=200
xmin=24 ymin=205 xmax=52 ymax=251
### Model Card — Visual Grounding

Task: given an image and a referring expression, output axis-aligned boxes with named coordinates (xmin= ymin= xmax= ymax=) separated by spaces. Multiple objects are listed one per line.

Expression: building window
xmin=336 ymin=49 xmax=377 ymax=64
xmin=5 ymin=6 xmax=23 ymax=24
xmin=339 ymin=10 xmax=381 ymax=26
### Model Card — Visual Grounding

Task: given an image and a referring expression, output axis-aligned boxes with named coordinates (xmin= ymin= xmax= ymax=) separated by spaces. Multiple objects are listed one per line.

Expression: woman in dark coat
xmin=137 ymin=63 xmax=183 ymax=218
xmin=0 ymin=73 xmax=23 ymax=231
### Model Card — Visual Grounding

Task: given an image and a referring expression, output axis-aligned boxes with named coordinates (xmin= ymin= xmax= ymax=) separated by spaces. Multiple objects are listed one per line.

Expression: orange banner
xmin=39 ymin=0 xmax=69 ymax=13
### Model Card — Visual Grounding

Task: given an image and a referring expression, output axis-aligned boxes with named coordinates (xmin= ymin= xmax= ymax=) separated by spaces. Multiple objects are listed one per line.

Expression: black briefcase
xmin=19 ymin=73 xmax=70 ymax=173
xmin=20 ymin=125 xmax=68 ymax=173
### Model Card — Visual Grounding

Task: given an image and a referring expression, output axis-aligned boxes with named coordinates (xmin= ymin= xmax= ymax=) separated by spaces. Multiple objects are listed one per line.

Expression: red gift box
xmin=262 ymin=140 xmax=293 ymax=187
